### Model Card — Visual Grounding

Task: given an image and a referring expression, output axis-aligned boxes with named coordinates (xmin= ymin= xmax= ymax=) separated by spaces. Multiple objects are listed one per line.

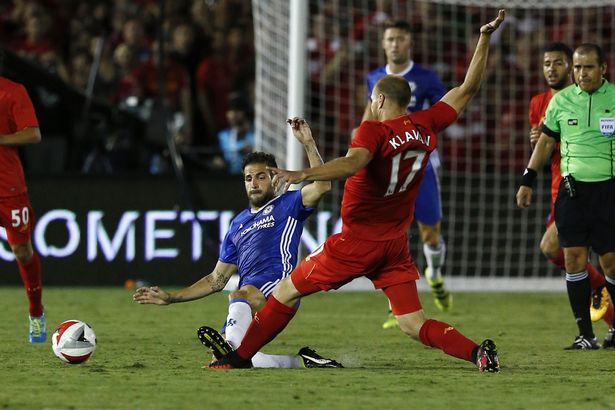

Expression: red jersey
xmin=342 ymin=101 xmax=457 ymax=240
xmin=0 ymin=77 xmax=38 ymax=197
xmin=528 ymin=90 xmax=560 ymax=206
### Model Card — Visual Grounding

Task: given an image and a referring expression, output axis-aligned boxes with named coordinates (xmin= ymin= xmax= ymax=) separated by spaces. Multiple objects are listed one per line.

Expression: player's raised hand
xmin=133 ymin=286 xmax=171 ymax=305
xmin=287 ymin=117 xmax=315 ymax=145
xmin=480 ymin=9 xmax=506 ymax=34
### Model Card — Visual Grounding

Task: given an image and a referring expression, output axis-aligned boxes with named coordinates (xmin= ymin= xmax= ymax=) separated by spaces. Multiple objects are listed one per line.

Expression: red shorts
xmin=0 ymin=193 xmax=34 ymax=245
xmin=291 ymin=232 xmax=419 ymax=291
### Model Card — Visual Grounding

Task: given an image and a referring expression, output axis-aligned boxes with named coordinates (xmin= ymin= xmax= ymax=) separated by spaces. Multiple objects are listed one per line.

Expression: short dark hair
xmin=374 ymin=75 xmax=411 ymax=108
xmin=544 ymin=42 xmax=573 ymax=63
xmin=575 ymin=43 xmax=605 ymax=65
xmin=241 ymin=151 xmax=277 ymax=172
xmin=383 ymin=20 xmax=412 ymax=33
xmin=0 ymin=47 xmax=4 ymax=74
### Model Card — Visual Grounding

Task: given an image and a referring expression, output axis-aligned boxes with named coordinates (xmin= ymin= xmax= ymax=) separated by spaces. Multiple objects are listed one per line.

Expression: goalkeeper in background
xmin=362 ymin=19 xmax=452 ymax=327
xmin=527 ymin=42 xmax=613 ymax=332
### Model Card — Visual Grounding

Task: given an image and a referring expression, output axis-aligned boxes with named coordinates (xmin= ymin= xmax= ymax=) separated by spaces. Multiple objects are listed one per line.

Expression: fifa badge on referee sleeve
xmin=600 ymin=118 xmax=615 ymax=137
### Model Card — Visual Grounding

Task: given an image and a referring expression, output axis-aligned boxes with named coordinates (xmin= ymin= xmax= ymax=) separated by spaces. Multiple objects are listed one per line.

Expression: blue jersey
xmin=366 ymin=62 xmax=445 ymax=112
xmin=219 ymin=190 xmax=313 ymax=296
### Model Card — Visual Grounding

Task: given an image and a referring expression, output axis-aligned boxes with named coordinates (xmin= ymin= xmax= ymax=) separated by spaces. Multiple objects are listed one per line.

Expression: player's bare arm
xmin=133 ymin=261 xmax=237 ymax=305
xmin=0 ymin=127 xmax=41 ymax=146
xmin=286 ymin=117 xmax=332 ymax=207
xmin=270 ymin=147 xmax=372 ymax=190
xmin=516 ymin=132 xmax=556 ymax=208
xmin=441 ymin=9 xmax=506 ymax=114
xmin=529 ymin=126 xmax=542 ymax=150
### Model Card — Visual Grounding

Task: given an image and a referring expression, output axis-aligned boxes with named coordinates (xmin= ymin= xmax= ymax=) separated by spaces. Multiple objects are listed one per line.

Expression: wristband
xmin=520 ymin=168 xmax=537 ymax=188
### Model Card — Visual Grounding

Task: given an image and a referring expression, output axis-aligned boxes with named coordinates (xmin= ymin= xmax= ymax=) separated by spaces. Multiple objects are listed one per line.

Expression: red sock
xmin=548 ymin=250 xmax=565 ymax=270
xmin=587 ymin=263 xmax=606 ymax=289
xmin=419 ymin=319 xmax=478 ymax=362
xmin=236 ymin=295 xmax=296 ymax=360
xmin=604 ymin=301 xmax=614 ymax=327
xmin=17 ymin=252 xmax=43 ymax=317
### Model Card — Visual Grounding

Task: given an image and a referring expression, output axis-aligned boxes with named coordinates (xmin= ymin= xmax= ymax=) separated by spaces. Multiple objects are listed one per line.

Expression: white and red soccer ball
xmin=51 ymin=320 xmax=97 ymax=364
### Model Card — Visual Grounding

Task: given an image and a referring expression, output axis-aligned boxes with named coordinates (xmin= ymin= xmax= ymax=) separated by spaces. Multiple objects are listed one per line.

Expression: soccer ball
xmin=51 ymin=320 xmax=97 ymax=364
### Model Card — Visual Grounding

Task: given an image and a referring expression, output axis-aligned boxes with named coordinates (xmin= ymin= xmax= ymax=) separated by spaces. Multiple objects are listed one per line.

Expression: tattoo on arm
xmin=209 ymin=269 xmax=231 ymax=292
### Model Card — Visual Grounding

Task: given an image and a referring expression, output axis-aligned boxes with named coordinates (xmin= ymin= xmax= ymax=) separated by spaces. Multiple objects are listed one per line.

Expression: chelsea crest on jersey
xmin=219 ymin=190 xmax=314 ymax=281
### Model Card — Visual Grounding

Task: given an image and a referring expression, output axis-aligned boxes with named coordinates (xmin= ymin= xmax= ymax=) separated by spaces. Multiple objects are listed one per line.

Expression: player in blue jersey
xmin=133 ymin=118 xmax=342 ymax=368
xmin=362 ymin=20 xmax=452 ymax=326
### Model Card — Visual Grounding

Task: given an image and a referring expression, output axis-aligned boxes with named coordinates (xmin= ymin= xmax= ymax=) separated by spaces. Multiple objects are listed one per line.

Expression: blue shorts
xmin=414 ymin=161 xmax=442 ymax=225
xmin=239 ymin=272 xmax=285 ymax=298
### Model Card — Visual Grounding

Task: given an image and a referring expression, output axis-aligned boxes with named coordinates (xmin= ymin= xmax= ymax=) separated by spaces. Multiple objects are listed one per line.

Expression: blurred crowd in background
xmin=1 ymin=0 xmax=255 ymax=175
xmin=1 ymin=0 xmax=614 ymax=176
xmin=303 ymin=2 xmax=615 ymax=172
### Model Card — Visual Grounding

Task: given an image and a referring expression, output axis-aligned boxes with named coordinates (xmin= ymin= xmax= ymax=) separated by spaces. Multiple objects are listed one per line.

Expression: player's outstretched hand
xmin=480 ymin=9 xmax=506 ymax=34
xmin=287 ymin=117 xmax=315 ymax=145
xmin=270 ymin=167 xmax=306 ymax=194
xmin=516 ymin=186 xmax=533 ymax=209
xmin=133 ymin=286 xmax=171 ymax=305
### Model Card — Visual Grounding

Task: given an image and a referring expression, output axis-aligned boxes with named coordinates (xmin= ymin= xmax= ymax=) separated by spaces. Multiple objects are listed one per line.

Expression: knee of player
xmin=419 ymin=227 xmax=441 ymax=246
xmin=539 ymin=227 xmax=560 ymax=259
xmin=271 ymin=277 xmax=302 ymax=306
xmin=539 ymin=241 xmax=559 ymax=260
xmin=229 ymin=288 xmax=242 ymax=297
xmin=599 ymin=257 xmax=615 ymax=278
xmin=228 ymin=288 xmax=251 ymax=302
xmin=13 ymin=245 xmax=33 ymax=264
xmin=563 ymin=249 xmax=589 ymax=272
xmin=229 ymin=288 xmax=265 ymax=310
xmin=422 ymin=235 xmax=441 ymax=248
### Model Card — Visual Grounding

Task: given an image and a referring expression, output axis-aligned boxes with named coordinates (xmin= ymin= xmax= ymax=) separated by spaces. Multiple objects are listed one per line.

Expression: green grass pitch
xmin=1 ymin=287 xmax=614 ymax=410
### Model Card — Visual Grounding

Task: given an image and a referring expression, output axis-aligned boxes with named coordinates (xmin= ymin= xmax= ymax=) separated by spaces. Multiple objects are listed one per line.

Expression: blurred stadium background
xmin=0 ymin=0 xmax=614 ymax=289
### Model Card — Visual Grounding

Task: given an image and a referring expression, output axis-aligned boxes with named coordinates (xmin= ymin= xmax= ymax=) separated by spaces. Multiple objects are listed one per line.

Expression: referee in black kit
xmin=516 ymin=44 xmax=615 ymax=349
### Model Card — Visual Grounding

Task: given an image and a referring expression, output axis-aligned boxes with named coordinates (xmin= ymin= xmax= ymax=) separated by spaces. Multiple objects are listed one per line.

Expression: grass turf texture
xmin=1 ymin=287 xmax=614 ymax=410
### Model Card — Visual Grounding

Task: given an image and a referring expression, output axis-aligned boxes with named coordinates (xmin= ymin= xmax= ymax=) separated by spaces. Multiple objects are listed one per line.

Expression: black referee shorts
xmin=554 ymin=177 xmax=615 ymax=255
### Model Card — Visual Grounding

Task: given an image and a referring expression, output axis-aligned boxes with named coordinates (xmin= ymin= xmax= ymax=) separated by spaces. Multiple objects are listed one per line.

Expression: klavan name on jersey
xmin=240 ymin=215 xmax=276 ymax=236
xmin=389 ymin=129 xmax=431 ymax=150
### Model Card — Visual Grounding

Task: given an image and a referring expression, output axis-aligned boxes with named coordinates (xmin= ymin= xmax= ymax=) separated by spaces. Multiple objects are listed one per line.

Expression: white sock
xmin=225 ymin=298 xmax=301 ymax=368
xmin=252 ymin=352 xmax=301 ymax=368
xmin=423 ymin=239 xmax=446 ymax=281
xmin=224 ymin=299 xmax=252 ymax=350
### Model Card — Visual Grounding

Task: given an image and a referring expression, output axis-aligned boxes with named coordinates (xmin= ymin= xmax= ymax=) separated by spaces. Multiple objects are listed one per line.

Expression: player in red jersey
xmin=0 ymin=50 xmax=46 ymax=343
xmin=205 ymin=11 xmax=505 ymax=372
xmin=528 ymin=43 xmax=614 ymax=329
